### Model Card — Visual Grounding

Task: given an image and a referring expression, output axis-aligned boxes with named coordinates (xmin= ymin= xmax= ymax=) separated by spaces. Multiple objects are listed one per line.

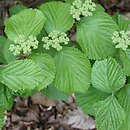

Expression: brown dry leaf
xmin=11 ymin=113 xmax=21 ymax=122
xmin=122 ymin=13 xmax=130 ymax=19
xmin=64 ymin=108 xmax=95 ymax=130
xmin=31 ymin=93 xmax=57 ymax=106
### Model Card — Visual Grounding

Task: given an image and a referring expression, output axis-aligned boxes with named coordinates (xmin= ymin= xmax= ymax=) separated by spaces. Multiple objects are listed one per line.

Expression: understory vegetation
xmin=0 ymin=0 xmax=130 ymax=130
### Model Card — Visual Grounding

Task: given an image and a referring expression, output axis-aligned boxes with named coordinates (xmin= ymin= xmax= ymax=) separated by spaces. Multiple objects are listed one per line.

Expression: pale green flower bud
xmin=49 ymin=30 xmax=59 ymax=38
xmin=76 ymin=3 xmax=82 ymax=8
xmin=113 ymin=31 xmax=119 ymax=37
xmin=112 ymin=30 xmax=130 ymax=50
xmin=9 ymin=44 xmax=16 ymax=52
xmin=13 ymin=51 xmax=20 ymax=56
xmin=52 ymin=43 xmax=62 ymax=51
xmin=126 ymin=39 xmax=130 ymax=45
xmin=59 ymin=36 xmax=64 ymax=43
xmin=61 ymin=32 xmax=67 ymax=37
xmin=52 ymin=43 xmax=58 ymax=48
xmin=116 ymin=43 xmax=128 ymax=50
xmin=20 ymin=42 xmax=27 ymax=49
xmin=126 ymin=31 xmax=130 ymax=35
xmin=28 ymin=35 xmax=33 ymax=40
xmin=23 ymin=45 xmax=31 ymax=54
xmin=43 ymin=44 xmax=50 ymax=50
xmin=70 ymin=0 xmax=96 ymax=21
xmin=42 ymin=30 xmax=69 ymax=51
xmin=92 ymin=3 xmax=96 ymax=7
xmin=12 ymin=45 xmax=22 ymax=55
xmin=48 ymin=33 xmax=53 ymax=38
xmin=57 ymin=45 xmax=62 ymax=51
xmin=53 ymin=38 xmax=59 ymax=44
xmin=10 ymin=35 xmax=39 ymax=56
xmin=88 ymin=12 xmax=93 ymax=16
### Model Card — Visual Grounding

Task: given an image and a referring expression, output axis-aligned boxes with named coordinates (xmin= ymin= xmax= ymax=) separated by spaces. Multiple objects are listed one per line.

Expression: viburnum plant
xmin=0 ymin=0 xmax=130 ymax=129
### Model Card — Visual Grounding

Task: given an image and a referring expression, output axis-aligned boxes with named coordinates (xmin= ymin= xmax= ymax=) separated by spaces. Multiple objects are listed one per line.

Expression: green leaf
xmin=3 ymin=38 xmax=16 ymax=63
xmin=0 ymin=59 xmax=43 ymax=93
xmin=91 ymin=58 xmax=125 ymax=93
xmin=65 ymin=0 xmax=105 ymax=12
xmin=0 ymin=83 xmax=14 ymax=110
xmin=0 ymin=36 xmax=6 ymax=64
xmin=9 ymin=4 xmax=27 ymax=16
xmin=42 ymin=84 xmax=68 ymax=101
xmin=0 ymin=36 xmax=5 ymax=49
xmin=5 ymin=8 xmax=46 ymax=41
xmin=120 ymin=49 xmax=130 ymax=76
xmin=112 ymin=13 xmax=130 ymax=31
xmin=94 ymin=96 xmax=125 ymax=130
xmin=76 ymin=86 xmax=109 ymax=116
xmin=117 ymin=84 xmax=130 ymax=130
xmin=28 ymin=53 xmax=55 ymax=91
xmin=39 ymin=1 xmax=74 ymax=33
xmin=64 ymin=0 xmax=88 ymax=4
xmin=0 ymin=108 xmax=5 ymax=129
xmin=127 ymin=77 xmax=130 ymax=84
xmin=32 ymin=29 xmax=57 ymax=56
xmin=94 ymin=4 xmax=105 ymax=12
xmin=33 ymin=43 xmax=57 ymax=58
xmin=32 ymin=28 xmax=57 ymax=57
xmin=77 ymin=12 xmax=118 ymax=59
xmin=54 ymin=47 xmax=91 ymax=93
xmin=64 ymin=0 xmax=74 ymax=4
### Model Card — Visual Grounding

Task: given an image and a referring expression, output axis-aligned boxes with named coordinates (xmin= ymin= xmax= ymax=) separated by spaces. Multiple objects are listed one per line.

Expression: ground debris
xmin=3 ymin=93 xmax=96 ymax=130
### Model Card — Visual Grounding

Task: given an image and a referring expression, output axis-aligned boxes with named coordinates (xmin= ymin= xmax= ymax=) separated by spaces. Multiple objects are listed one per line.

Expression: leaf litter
xmin=2 ymin=93 xmax=96 ymax=130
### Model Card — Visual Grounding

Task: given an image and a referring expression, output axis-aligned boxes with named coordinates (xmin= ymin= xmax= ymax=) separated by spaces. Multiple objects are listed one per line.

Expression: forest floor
xmin=0 ymin=0 xmax=130 ymax=130
xmin=3 ymin=93 xmax=96 ymax=130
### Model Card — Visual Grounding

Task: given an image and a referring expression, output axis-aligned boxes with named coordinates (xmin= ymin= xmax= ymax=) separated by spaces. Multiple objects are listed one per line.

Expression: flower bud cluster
xmin=70 ymin=0 xmax=96 ymax=21
xmin=42 ymin=30 xmax=69 ymax=51
xmin=9 ymin=35 xmax=39 ymax=56
xmin=112 ymin=31 xmax=130 ymax=50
